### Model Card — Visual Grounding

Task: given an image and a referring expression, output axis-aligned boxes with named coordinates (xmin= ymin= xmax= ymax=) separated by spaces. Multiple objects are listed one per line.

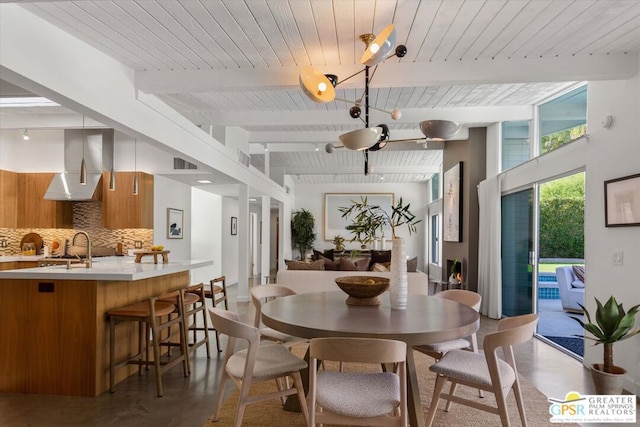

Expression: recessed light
xmin=197 ymin=179 xmax=213 ymax=184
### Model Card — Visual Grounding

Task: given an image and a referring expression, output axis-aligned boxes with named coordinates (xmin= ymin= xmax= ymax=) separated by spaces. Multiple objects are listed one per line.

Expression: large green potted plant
xmin=339 ymin=196 xmax=420 ymax=310
xmin=291 ymin=209 xmax=316 ymax=260
xmin=571 ymin=296 xmax=639 ymax=394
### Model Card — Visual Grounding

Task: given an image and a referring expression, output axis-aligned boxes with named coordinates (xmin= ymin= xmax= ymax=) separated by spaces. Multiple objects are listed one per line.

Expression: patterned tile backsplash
xmin=0 ymin=202 xmax=152 ymax=256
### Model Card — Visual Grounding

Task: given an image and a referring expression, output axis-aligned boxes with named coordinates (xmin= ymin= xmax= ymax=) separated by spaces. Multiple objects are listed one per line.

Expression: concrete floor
xmin=0 ymin=282 xmax=599 ymax=427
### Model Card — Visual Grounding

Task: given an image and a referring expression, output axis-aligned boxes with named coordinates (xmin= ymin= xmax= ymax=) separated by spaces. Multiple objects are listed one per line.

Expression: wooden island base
xmin=0 ymin=271 xmax=189 ymax=396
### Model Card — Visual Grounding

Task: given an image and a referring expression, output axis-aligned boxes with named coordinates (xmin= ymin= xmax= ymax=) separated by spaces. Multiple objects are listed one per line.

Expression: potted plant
xmin=339 ymin=196 xmax=420 ymax=310
xmin=291 ymin=209 xmax=317 ymax=261
xmin=332 ymin=235 xmax=346 ymax=253
xmin=570 ymin=296 xmax=639 ymax=394
xmin=338 ymin=196 xmax=420 ymax=240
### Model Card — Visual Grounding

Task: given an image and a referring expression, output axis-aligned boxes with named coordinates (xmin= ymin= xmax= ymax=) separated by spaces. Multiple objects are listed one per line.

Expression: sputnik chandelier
xmin=299 ymin=24 xmax=461 ymax=175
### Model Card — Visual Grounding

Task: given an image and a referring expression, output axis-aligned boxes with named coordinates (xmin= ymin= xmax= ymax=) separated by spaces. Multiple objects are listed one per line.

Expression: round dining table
xmin=261 ymin=291 xmax=480 ymax=427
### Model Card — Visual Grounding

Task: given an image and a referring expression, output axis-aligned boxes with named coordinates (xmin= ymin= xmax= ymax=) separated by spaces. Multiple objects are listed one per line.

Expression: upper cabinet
xmin=102 ymin=172 xmax=153 ymax=229
xmin=0 ymin=170 xmax=18 ymax=228
xmin=16 ymin=173 xmax=73 ymax=229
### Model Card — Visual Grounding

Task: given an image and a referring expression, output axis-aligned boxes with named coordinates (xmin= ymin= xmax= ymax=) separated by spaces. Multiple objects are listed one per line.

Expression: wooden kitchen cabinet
xmin=0 ymin=170 xmax=18 ymax=228
xmin=17 ymin=173 xmax=73 ymax=229
xmin=102 ymin=172 xmax=153 ymax=229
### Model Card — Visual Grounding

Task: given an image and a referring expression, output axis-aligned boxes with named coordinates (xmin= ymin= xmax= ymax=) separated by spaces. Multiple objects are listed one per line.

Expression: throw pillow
xmin=571 ymin=280 xmax=585 ymax=289
xmin=371 ymin=263 xmax=389 ymax=272
xmin=312 ymin=249 xmax=335 ymax=261
xmin=406 ymin=257 xmax=418 ymax=272
xmin=285 ymin=259 xmax=325 ymax=270
xmin=369 ymin=250 xmax=392 ymax=270
xmin=572 ymin=265 xmax=586 ymax=283
xmin=339 ymin=258 xmax=370 ymax=271
xmin=319 ymin=255 xmax=338 ymax=271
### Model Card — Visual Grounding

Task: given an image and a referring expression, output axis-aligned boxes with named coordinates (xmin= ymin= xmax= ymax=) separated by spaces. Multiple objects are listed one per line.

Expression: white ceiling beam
xmin=212 ymin=106 xmax=532 ymax=129
xmin=283 ymin=165 xmax=440 ymax=175
xmin=0 ymin=113 xmax=105 ymax=129
xmin=247 ymin=129 xmax=468 ymax=149
xmin=135 ymin=53 xmax=637 ymax=94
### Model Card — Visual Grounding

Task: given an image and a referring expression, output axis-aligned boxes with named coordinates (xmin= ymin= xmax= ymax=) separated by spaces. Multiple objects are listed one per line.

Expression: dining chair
xmin=425 ymin=313 xmax=538 ymax=427
xmin=308 ymin=337 xmax=408 ymax=426
xmin=250 ymin=284 xmax=307 ymax=349
xmin=414 ymin=289 xmax=482 ymax=360
xmin=207 ymin=307 xmax=309 ymax=427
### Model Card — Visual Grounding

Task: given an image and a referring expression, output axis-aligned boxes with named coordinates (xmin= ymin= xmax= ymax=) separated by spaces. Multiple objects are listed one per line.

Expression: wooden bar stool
xmin=108 ymin=294 xmax=189 ymax=397
xmin=190 ymin=276 xmax=228 ymax=352
xmin=161 ymin=285 xmax=211 ymax=365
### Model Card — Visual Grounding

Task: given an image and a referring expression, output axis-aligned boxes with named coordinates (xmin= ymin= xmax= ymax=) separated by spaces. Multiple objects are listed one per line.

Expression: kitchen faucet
xmin=72 ymin=231 xmax=92 ymax=268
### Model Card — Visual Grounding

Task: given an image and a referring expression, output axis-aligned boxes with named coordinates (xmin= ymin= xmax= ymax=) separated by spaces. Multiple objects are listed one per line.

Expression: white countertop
xmin=0 ymin=255 xmax=41 ymax=263
xmin=0 ymin=256 xmax=212 ymax=281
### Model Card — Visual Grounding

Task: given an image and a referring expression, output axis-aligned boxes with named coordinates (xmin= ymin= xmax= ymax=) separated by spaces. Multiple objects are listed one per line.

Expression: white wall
xmin=153 ymin=175 xmax=191 ymax=260
xmin=190 ymin=187 xmax=222 ymax=284
xmin=493 ymin=65 xmax=640 ymax=395
xmin=0 ymin=129 xmax=64 ymax=171
xmin=294 ymin=183 xmax=428 ymax=269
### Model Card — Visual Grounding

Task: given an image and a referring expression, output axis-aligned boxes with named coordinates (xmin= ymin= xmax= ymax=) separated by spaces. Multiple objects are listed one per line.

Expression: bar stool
xmin=161 ymin=285 xmax=211 ymax=364
xmin=193 ymin=276 xmax=228 ymax=352
xmin=108 ymin=294 xmax=189 ymax=397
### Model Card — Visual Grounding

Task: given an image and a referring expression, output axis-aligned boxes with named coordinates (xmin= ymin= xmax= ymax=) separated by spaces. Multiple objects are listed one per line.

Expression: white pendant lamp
xmin=339 ymin=127 xmax=382 ymax=151
xmin=360 ymin=24 xmax=396 ymax=66
xmin=299 ymin=67 xmax=336 ymax=103
xmin=419 ymin=120 xmax=461 ymax=140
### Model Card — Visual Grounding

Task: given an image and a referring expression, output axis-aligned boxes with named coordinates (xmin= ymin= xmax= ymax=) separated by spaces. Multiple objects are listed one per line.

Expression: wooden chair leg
xmin=109 ymin=317 xmax=116 ymax=392
xmin=425 ymin=374 xmax=448 ymax=427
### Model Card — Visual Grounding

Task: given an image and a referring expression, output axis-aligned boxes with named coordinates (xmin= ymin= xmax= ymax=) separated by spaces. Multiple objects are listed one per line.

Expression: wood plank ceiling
xmin=8 ymin=0 xmax=640 ymax=184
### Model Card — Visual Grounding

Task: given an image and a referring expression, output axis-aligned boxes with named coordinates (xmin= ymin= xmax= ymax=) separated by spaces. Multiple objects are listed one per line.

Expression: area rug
xmin=205 ymin=348 xmax=577 ymax=427
xmin=543 ymin=335 xmax=584 ymax=357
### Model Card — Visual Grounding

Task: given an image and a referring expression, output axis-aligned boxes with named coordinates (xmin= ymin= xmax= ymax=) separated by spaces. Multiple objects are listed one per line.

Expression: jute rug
xmin=205 ymin=347 xmax=574 ymax=426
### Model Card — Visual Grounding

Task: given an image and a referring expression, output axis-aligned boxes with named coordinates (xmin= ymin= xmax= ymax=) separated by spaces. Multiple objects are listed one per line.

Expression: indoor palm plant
xmin=571 ymin=296 xmax=639 ymax=394
xmin=291 ymin=209 xmax=317 ymax=260
xmin=339 ymin=196 xmax=420 ymax=310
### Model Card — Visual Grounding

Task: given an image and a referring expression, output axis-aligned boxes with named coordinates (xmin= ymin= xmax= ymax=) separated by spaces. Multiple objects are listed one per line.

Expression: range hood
xmin=44 ymin=129 xmax=114 ymax=201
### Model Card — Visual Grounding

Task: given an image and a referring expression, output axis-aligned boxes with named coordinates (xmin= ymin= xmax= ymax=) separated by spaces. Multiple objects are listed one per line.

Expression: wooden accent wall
xmin=0 ymin=271 xmax=189 ymax=396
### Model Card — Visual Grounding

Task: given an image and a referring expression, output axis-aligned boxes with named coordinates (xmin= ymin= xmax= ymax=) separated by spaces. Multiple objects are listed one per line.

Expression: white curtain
xmin=477 ymin=176 xmax=502 ymax=319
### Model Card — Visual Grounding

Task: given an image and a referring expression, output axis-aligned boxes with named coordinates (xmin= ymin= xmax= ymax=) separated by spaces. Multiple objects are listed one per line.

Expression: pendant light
xmin=80 ymin=116 xmax=87 ymax=185
xmin=132 ymin=138 xmax=139 ymax=196
xmin=108 ymin=163 xmax=116 ymax=191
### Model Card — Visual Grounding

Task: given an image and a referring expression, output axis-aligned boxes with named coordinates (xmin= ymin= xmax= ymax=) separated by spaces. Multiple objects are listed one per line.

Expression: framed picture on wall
xmin=604 ymin=172 xmax=640 ymax=227
xmin=443 ymin=162 xmax=463 ymax=242
xmin=167 ymin=208 xmax=183 ymax=239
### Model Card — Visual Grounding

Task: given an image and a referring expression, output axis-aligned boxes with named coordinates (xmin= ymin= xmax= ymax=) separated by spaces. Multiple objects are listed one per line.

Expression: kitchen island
xmin=0 ymin=256 xmax=212 ymax=397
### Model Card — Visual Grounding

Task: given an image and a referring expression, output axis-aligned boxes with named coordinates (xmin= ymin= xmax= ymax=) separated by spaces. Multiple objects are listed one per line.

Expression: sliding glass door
xmin=501 ymin=188 xmax=535 ymax=316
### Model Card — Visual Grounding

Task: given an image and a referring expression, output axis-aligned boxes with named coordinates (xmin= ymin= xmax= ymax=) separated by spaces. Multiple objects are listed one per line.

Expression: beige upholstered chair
xmin=309 ymin=337 xmax=408 ymax=426
xmin=250 ymin=284 xmax=307 ymax=349
xmin=208 ymin=307 xmax=309 ymax=427
xmin=425 ymin=313 xmax=538 ymax=427
xmin=414 ymin=289 xmax=482 ymax=360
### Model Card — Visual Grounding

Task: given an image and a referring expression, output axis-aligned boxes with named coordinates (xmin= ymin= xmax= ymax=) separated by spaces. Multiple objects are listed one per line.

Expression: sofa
xmin=276 ymin=269 xmax=430 ymax=296
xmin=555 ymin=266 xmax=585 ymax=312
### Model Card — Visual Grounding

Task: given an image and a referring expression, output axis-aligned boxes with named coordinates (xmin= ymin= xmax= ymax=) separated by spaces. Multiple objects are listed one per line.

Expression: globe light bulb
xmin=370 ymin=43 xmax=380 ymax=54
xmin=317 ymin=82 xmax=327 ymax=93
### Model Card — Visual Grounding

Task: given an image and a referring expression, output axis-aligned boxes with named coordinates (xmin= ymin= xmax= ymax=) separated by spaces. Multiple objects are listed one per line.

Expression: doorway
xmin=536 ymin=172 xmax=585 ymax=358
xmin=500 ymin=173 xmax=585 ymax=359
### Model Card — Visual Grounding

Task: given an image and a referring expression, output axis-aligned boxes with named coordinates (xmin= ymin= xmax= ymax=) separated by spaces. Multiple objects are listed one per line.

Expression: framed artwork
xmin=324 ymin=193 xmax=394 ymax=241
xmin=231 ymin=216 xmax=238 ymax=235
xmin=443 ymin=162 xmax=463 ymax=242
xmin=167 ymin=208 xmax=183 ymax=239
xmin=604 ymin=172 xmax=640 ymax=227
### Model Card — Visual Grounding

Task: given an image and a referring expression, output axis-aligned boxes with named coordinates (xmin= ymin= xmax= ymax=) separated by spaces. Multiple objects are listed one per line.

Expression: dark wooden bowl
xmin=334 ymin=276 xmax=390 ymax=306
